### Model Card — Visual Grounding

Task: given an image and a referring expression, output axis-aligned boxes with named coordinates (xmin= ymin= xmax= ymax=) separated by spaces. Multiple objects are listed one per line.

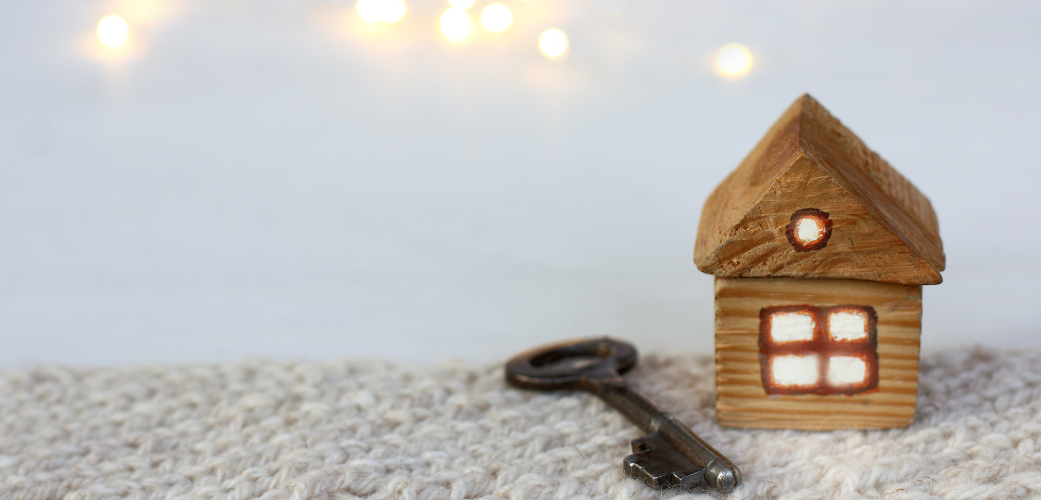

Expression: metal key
xmin=505 ymin=337 xmax=740 ymax=493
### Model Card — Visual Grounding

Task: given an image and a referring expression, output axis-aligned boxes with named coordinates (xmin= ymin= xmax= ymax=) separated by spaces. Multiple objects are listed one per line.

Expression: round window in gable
xmin=786 ymin=208 xmax=833 ymax=251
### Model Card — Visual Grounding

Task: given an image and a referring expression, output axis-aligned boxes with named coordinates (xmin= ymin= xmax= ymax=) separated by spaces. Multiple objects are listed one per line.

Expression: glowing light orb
xmin=440 ymin=8 xmax=471 ymax=41
xmin=381 ymin=0 xmax=406 ymax=22
xmin=539 ymin=29 xmax=568 ymax=58
xmin=716 ymin=43 xmax=753 ymax=77
xmin=97 ymin=15 xmax=129 ymax=48
xmin=449 ymin=0 xmax=475 ymax=9
xmin=357 ymin=0 xmax=406 ymax=23
xmin=795 ymin=217 xmax=824 ymax=244
xmin=480 ymin=4 xmax=512 ymax=32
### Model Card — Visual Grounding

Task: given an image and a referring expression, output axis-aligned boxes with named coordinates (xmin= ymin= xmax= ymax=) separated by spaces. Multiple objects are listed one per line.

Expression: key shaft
xmin=587 ymin=374 xmax=740 ymax=493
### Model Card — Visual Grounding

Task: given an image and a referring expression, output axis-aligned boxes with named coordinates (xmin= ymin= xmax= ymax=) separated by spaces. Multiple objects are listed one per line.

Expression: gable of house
xmin=694 ymin=94 xmax=944 ymax=285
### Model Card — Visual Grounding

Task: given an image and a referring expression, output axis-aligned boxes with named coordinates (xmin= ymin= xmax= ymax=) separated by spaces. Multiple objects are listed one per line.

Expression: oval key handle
xmin=505 ymin=337 xmax=637 ymax=390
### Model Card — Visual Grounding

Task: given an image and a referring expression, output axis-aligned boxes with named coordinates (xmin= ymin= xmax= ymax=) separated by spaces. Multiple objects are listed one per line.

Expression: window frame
xmin=785 ymin=208 xmax=833 ymax=252
xmin=758 ymin=305 xmax=879 ymax=395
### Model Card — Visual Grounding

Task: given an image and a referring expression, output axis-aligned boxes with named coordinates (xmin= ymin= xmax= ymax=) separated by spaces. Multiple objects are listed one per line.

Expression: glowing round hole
xmin=795 ymin=217 xmax=824 ymax=245
xmin=786 ymin=209 xmax=832 ymax=251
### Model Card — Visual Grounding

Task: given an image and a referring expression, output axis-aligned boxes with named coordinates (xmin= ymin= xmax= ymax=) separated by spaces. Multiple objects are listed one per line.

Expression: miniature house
xmin=694 ymin=94 xmax=944 ymax=431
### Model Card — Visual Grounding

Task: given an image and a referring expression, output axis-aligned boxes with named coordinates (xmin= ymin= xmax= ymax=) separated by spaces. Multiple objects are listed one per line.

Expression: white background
xmin=2 ymin=0 xmax=1039 ymax=367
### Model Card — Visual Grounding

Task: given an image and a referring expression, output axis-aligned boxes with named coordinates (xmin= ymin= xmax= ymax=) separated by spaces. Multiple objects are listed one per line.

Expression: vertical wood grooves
xmin=714 ymin=277 xmax=922 ymax=430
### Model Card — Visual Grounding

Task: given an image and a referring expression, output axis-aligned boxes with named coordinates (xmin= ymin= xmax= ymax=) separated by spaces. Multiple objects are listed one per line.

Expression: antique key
xmin=505 ymin=337 xmax=740 ymax=493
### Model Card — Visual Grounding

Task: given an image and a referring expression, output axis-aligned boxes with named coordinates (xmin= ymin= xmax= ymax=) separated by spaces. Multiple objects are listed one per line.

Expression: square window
xmin=770 ymin=354 xmax=820 ymax=388
xmin=826 ymin=355 xmax=868 ymax=386
xmin=768 ymin=311 xmax=815 ymax=343
xmin=829 ymin=310 xmax=869 ymax=342
xmin=759 ymin=305 xmax=878 ymax=395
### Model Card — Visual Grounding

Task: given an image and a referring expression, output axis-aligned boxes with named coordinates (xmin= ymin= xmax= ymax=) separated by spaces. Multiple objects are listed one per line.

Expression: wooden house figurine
xmin=694 ymin=94 xmax=944 ymax=430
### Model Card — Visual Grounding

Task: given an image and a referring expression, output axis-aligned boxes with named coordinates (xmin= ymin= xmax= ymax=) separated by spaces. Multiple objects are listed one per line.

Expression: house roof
xmin=694 ymin=94 xmax=944 ymax=285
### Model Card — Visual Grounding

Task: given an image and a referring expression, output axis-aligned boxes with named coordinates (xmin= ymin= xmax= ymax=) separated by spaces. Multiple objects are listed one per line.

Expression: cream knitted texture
xmin=2 ymin=347 xmax=1040 ymax=500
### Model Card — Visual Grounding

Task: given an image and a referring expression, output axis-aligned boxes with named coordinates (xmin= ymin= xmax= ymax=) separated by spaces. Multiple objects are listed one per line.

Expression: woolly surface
xmin=2 ymin=347 xmax=1041 ymax=500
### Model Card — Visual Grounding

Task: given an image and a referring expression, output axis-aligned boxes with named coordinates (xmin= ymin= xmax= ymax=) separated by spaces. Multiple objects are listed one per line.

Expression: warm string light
xmin=97 ymin=15 xmax=129 ymax=47
xmin=357 ymin=0 xmax=406 ymax=23
xmin=95 ymin=2 xmax=757 ymax=77
xmin=440 ymin=8 xmax=471 ymax=41
xmin=716 ymin=43 xmax=753 ymax=77
xmin=480 ymin=4 xmax=512 ymax=33
xmin=539 ymin=29 xmax=567 ymax=58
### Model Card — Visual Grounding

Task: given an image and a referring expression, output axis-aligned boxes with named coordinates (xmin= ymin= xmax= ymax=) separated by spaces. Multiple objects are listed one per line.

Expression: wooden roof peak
xmin=694 ymin=94 xmax=945 ymax=285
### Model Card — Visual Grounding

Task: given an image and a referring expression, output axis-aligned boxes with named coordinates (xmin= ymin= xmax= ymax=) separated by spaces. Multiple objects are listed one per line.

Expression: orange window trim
xmin=785 ymin=208 xmax=833 ymax=252
xmin=758 ymin=305 xmax=879 ymax=395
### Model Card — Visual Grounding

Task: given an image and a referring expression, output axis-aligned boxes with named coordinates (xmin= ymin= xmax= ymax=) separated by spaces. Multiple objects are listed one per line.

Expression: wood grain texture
xmin=714 ymin=277 xmax=922 ymax=430
xmin=694 ymin=94 xmax=944 ymax=285
xmin=699 ymin=155 xmax=940 ymax=285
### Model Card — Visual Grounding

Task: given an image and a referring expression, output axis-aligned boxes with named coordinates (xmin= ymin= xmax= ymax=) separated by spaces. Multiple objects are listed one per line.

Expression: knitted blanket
xmin=2 ymin=347 xmax=1039 ymax=499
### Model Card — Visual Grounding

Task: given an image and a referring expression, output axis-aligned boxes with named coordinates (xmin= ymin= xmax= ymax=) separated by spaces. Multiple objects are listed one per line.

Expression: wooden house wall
xmin=714 ymin=276 xmax=922 ymax=430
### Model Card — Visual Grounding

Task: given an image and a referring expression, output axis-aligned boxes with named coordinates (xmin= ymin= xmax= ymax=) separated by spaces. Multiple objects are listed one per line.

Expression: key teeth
xmin=623 ymin=433 xmax=709 ymax=491
xmin=623 ymin=451 xmax=708 ymax=490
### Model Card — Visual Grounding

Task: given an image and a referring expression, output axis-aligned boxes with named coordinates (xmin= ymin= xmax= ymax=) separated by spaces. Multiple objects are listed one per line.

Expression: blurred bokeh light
xmin=449 ymin=0 xmax=475 ymax=9
xmin=357 ymin=0 xmax=407 ymax=23
xmin=539 ymin=28 xmax=567 ymax=57
xmin=2 ymin=1 xmax=1040 ymax=367
xmin=440 ymin=7 xmax=471 ymax=41
xmin=480 ymin=4 xmax=512 ymax=33
xmin=716 ymin=43 xmax=753 ymax=77
xmin=96 ymin=15 xmax=129 ymax=48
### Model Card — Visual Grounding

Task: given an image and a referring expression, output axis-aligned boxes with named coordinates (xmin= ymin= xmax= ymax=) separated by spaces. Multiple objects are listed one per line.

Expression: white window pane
xmin=827 ymin=356 xmax=867 ymax=385
xmin=769 ymin=311 xmax=815 ymax=343
xmin=771 ymin=354 xmax=819 ymax=387
xmin=829 ymin=310 xmax=868 ymax=341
